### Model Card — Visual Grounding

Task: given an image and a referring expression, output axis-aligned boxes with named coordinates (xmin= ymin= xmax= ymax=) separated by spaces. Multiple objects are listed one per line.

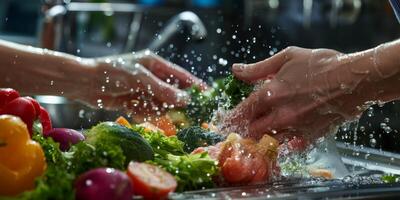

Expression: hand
xmin=222 ymin=47 xmax=374 ymax=143
xmin=75 ymin=50 xmax=206 ymax=116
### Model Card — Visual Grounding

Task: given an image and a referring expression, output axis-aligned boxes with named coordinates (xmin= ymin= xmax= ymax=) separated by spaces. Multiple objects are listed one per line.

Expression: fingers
xmin=131 ymin=65 xmax=189 ymax=107
xmin=138 ymin=53 xmax=208 ymax=90
xmin=232 ymin=47 xmax=293 ymax=83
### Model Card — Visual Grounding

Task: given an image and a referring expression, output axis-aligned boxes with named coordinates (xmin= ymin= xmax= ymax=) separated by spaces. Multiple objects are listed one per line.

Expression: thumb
xmin=232 ymin=48 xmax=291 ymax=82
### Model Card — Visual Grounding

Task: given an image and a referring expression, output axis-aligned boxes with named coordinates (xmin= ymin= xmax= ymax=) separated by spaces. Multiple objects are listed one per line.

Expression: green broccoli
xmin=185 ymin=86 xmax=220 ymax=125
xmin=131 ymin=124 xmax=186 ymax=157
xmin=186 ymin=75 xmax=254 ymax=125
xmin=223 ymin=74 xmax=254 ymax=109
xmin=177 ymin=126 xmax=226 ymax=153
xmin=130 ymin=125 xmax=219 ymax=191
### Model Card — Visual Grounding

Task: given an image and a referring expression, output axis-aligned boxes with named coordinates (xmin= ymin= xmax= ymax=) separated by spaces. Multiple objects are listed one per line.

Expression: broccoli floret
xmin=185 ymin=86 xmax=220 ymax=125
xmin=185 ymin=75 xmax=254 ymax=125
xmin=131 ymin=124 xmax=186 ymax=157
xmin=223 ymin=74 xmax=254 ymax=109
xmin=177 ymin=126 xmax=226 ymax=153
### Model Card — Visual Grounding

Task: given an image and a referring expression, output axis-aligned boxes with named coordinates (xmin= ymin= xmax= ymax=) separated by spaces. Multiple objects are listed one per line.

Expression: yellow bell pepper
xmin=0 ymin=115 xmax=47 ymax=196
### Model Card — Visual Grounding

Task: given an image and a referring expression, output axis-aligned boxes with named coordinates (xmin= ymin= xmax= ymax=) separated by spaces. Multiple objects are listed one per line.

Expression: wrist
xmin=62 ymin=58 xmax=97 ymax=99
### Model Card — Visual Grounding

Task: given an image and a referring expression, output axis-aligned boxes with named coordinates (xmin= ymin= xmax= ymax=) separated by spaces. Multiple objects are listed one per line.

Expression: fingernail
xmin=232 ymin=63 xmax=246 ymax=72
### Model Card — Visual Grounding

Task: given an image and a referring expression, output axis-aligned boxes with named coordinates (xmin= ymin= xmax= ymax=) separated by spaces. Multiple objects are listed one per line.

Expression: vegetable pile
xmin=0 ymin=76 xmax=267 ymax=200
xmin=0 ymin=88 xmax=224 ymax=200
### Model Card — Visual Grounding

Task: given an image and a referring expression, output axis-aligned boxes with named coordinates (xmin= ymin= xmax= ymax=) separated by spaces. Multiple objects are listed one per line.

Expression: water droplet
xmin=216 ymin=28 xmax=222 ymax=34
xmin=218 ymin=58 xmax=228 ymax=66
xmin=85 ymin=179 xmax=93 ymax=186
xmin=79 ymin=109 xmax=85 ymax=118
xmin=367 ymin=107 xmax=374 ymax=117
xmin=370 ymin=138 xmax=377 ymax=147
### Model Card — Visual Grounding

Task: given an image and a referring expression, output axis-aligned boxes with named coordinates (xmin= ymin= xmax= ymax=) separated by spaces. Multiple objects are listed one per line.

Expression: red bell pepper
xmin=0 ymin=88 xmax=53 ymax=136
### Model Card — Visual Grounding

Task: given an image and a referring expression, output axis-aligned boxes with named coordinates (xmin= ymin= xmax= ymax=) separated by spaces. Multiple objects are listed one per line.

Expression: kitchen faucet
xmin=145 ymin=11 xmax=207 ymax=52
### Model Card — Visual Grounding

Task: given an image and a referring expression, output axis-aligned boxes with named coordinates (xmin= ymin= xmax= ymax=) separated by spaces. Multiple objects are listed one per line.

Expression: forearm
xmin=0 ymin=40 xmax=96 ymax=98
xmin=334 ymin=39 xmax=400 ymax=117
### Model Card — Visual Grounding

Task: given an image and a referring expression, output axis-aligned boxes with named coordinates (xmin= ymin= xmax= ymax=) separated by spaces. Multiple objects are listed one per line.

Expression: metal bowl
xmin=35 ymin=95 xmax=123 ymax=129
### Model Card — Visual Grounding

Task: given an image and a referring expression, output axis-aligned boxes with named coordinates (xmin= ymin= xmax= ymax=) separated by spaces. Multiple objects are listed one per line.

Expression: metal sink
xmin=169 ymin=138 xmax=400 ymax=200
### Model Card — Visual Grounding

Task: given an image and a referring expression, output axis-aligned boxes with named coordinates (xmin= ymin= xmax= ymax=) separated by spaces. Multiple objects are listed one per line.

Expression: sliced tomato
xmin=127 ymin=162 xmax=177 ymax=200
xmin=0 ymin=88 xmax=20 ymax=109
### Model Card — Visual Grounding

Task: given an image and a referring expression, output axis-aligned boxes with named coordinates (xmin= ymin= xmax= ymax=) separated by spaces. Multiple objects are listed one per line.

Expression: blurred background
xmin=0 ymin=0 xmax=400 ymax=153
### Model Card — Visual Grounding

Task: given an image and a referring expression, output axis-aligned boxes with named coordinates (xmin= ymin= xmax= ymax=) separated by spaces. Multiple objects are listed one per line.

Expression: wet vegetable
xmin=44 ymin=128 xmax=85 ymax=151
xmin=0 ymin=88 xmax=20 ymax=108
xmin=38 ymin=106 xmax=52 ymax=134
xmin=186 ymin=75 xmax=253 ymax=125
xmin=177 ymin=126 xmax=225 ymax=153
xmin=185 ymin=85 xmax=220 ymax=125
xmin=149 ymin=152 xmax=219 ymax=192
xmin=381 ymin=174 xmax=400 ymax=183
xmin=75 ymin=168 xmax=133 ymax=200
xmin=223 ymin=74 xmax=254 ymax=109
xmin=127 ymin=162 xmax=177 ymax=200
xmin=152 ymin=115 xmax=177 ymax=136
xmin=133 ymin=124 xmax=219 ymax=191
xmin=85 ymin=122 xmax=154 ymax=163
xmin=0 ymin=97 xmax=36 ymax=135
xmin=0 ymin=88 xmax=53 ymax=136
xmin=133 ymin=125 xmax=185 ymax=157
xmin=0 ymin=115 xmax=46 ymax=196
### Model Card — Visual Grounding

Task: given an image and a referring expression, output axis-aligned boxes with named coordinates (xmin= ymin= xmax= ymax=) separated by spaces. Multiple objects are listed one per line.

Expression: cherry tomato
xmin=38 ymin=106 xmax=52 ymax=134
xmin=0 ymin=88 xmax=19 ymax=109
xmin=0 ymin=97 xmax=36 ymax=136
xmin=127 ymin=162 xmax=177 ymax=200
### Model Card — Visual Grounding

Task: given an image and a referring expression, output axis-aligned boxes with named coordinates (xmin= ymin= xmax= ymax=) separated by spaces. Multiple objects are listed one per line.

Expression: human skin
xmin=223 ymin=39 xmax=400 ymax=143
xmin=0 ymin=39 xmax=205 ymax=114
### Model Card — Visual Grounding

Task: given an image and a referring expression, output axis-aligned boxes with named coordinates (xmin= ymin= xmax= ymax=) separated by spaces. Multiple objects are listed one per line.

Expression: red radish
xmin=45 ymin=128 xmax=84 ymax=151
xmin=75 ymin=168 xmax=133 ymax=200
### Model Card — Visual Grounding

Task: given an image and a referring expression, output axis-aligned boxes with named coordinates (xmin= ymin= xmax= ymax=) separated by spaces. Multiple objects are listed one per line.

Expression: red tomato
xmin=127 ymin=162 xmax=177 ymax=200
xmin=24 ymin=97 xmax=41 ymax=118
xmin=0 ymin=88 xmax=20 ymax=109
xmin=153 ymin=116 xmax=177 ymax=136
xmin=287 ymin=136 xmax=308 ymax=152
xmin=38 ymin=106 xmax=52 ymax=134
xmin=0 ymin=97 xmax=36 ymax=135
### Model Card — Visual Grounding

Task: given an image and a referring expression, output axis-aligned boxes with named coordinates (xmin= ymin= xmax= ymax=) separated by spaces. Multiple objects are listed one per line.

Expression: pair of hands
xmin=84 ymin=47 xmax=368 ymax=145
